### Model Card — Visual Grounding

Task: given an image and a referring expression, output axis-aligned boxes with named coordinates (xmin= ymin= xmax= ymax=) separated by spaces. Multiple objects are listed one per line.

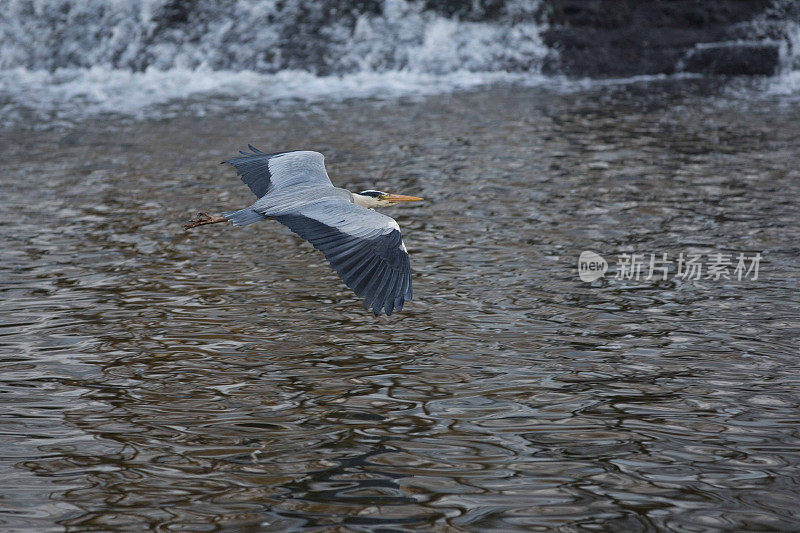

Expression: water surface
xmin=2 ymin=80 xmax=800 ymax=531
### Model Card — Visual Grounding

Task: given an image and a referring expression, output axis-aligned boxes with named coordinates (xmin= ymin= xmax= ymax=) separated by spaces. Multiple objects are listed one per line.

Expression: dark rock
xmin=540 ymin=0 xmax=776 ymax=77
xmin=423 ymin=0 xmax=508 ymax=20
xmin=677 ymin=42 xmax=780 ymax=76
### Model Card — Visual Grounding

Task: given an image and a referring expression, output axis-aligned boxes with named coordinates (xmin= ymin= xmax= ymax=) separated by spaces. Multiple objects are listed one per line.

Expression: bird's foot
xmin=184 ymin=212 xmax=227 ymax=230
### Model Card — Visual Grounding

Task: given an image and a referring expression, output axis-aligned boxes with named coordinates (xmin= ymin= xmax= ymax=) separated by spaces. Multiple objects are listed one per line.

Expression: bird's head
xmin=354 ymin=190 xmax=423 ymax=208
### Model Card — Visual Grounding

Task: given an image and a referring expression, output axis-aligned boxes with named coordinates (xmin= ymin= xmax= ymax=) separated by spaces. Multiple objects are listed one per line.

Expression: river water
xmin=2 ymin=79 xmax=800 ymax=531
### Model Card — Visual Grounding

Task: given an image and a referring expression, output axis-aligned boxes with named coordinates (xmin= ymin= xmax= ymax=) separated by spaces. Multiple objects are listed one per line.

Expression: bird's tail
xmin=222 ymin=208 xmax=267 ymax=226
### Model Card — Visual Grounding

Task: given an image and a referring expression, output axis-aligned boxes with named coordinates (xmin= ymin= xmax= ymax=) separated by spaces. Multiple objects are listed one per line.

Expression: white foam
xmin=0 ymin=66 xmax=547 ymax=125
xmin=343 ymin=0 xmax=547 ymax=74
xmin=768 ymin=18 xmax=800 ymax=95
xmin=750 ymin=1 xmax=800 ymax=95
xmin=766 ymin=70 xmax=800 ymax=94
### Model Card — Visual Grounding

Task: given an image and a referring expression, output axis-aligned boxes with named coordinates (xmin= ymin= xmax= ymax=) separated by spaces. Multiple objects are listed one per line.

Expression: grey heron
xmin=184 ymin=146 xmax=423 ymax=316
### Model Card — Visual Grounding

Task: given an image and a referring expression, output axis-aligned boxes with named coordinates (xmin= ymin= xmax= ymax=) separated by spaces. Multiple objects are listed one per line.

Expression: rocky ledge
xmin=539 ymin=0 xmax=780 ymax=76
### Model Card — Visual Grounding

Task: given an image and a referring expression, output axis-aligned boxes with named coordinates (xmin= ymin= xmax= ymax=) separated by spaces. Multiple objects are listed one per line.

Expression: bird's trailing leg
xmin=184 ymin=212 xmax=229 ymax=230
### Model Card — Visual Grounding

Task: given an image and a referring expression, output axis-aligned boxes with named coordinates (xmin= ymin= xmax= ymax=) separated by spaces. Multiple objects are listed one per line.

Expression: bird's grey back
xmin=253 ymin=186 xmax=352 ymax=216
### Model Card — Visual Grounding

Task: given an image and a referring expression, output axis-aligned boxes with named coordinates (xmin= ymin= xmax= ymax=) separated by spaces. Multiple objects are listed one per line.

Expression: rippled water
xmin=2 ymin=80 xmax=800 ymax=531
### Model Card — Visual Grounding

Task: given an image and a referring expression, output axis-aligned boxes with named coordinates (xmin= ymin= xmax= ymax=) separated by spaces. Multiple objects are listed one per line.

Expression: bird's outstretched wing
xmin=222 ymin=146 xmax=332 ymax=198
xmin=271 ymin=198 xmax=413 ymax=316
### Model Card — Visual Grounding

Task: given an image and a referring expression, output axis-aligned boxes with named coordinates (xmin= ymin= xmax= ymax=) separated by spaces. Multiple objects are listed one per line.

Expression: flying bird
xmin=184 ymin=146 xmax=422 ymax=316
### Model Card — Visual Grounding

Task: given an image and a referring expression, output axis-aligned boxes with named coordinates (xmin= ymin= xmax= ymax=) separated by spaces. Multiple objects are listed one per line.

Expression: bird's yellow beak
xmin=381 ymin=194 xmax=423 ymax=202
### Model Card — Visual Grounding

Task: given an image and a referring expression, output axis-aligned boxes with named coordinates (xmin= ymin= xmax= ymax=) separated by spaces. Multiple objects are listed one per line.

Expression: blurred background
xmin=1 ymin=0 xmax=799 ymax=122
xmin=2 ymin=1 xmax=800 ymax=531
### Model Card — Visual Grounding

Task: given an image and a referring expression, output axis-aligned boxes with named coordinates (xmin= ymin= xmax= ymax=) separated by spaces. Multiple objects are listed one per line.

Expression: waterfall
xmin=0 ymin=0 xmax=547 ymax=74
xmin=0 ymin=0 xmax=550 ymax=124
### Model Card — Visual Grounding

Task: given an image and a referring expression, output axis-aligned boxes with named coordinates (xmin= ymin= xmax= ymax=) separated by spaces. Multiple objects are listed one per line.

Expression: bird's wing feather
xmin=272 ymin=198 xmax=413 ymax=316
xmin=222 ymin=146 xmax=332 ymax=198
